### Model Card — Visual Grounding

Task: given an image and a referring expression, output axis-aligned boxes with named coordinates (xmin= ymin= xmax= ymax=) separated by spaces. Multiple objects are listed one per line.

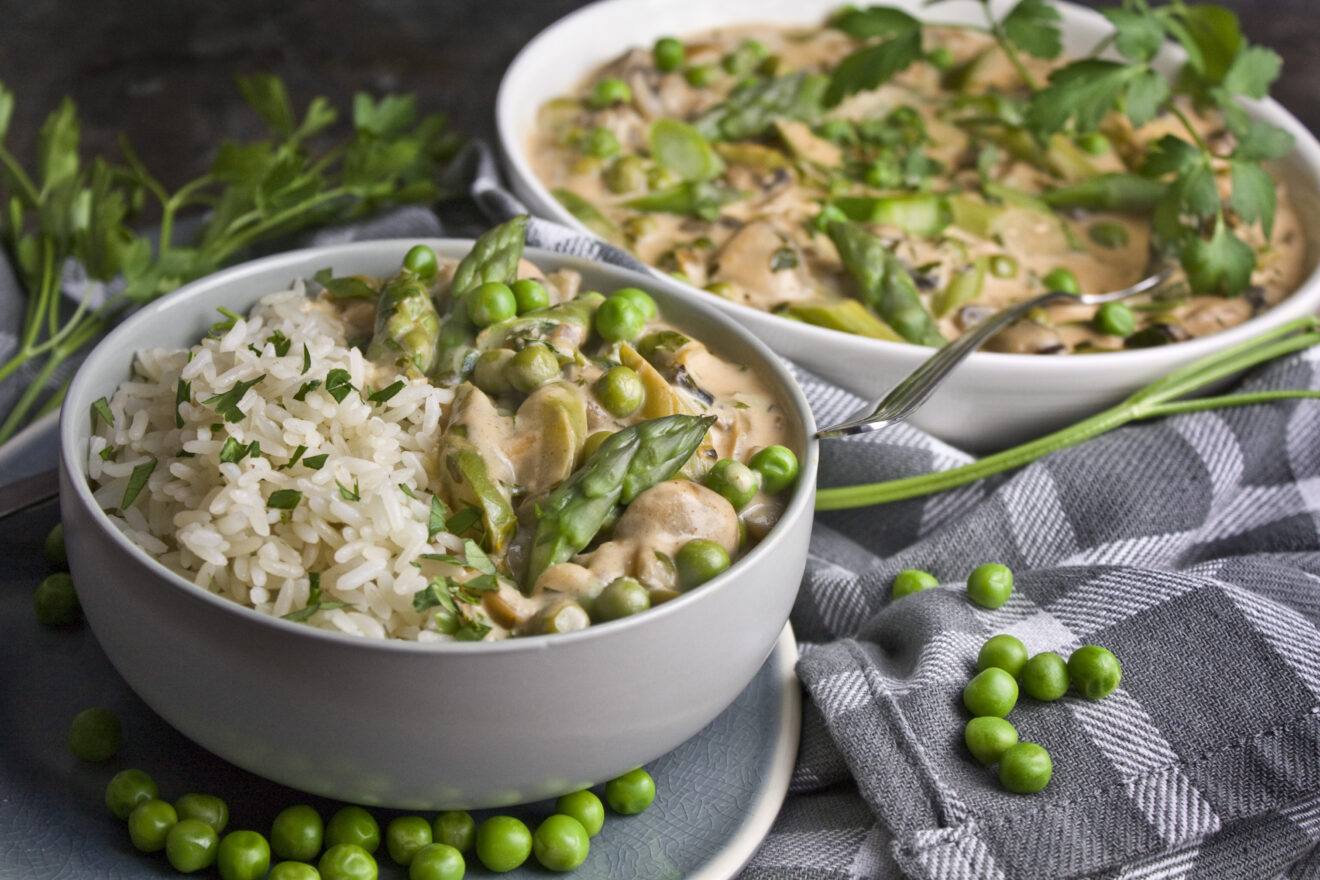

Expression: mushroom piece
xmin=710 ymin=220 xmax=816 ymax=309
xmin=982 ymin=320 xmax=1066 ymax=354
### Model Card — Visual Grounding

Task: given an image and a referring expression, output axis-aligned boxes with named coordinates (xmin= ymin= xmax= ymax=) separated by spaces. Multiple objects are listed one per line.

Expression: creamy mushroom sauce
xmin=334 ymin=256 xmax=794 ymax=638
xmin=529 ymin=21 xmax=1307 ymax=353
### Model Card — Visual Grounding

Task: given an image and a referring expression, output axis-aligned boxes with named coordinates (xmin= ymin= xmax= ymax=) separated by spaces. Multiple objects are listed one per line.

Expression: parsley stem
xmin=0 ymin=347 xmax=64 ymax=441
xmin=1167 ymin=102 xmax=1212 ymax=155
xmin=983 ymin=5 xmax=1041 ymax=92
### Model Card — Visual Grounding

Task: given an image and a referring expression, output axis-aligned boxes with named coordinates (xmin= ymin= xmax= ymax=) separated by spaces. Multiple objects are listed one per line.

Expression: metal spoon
xmin=814 ymin=267 xmax=1174 ymax=439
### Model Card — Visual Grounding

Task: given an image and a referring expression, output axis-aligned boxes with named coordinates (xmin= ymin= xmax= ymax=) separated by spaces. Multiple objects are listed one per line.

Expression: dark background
xmin=2 ymin=0 xmax=1318 ymax=192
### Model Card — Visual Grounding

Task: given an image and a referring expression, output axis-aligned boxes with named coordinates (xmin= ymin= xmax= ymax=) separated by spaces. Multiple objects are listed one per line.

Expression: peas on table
xmin=408 ymin=843 xmax=465 ymax=880
xmin=555 ymin=789 xmax=605 ymax=837
xmin=977 ymin=634 xmax=1029 ymax=679
xmin=1068 ymin=645 xmax=1123 ymax=699
xmin=475 ymin=815 xmax=533 ymax=872
xmin=504 ymin=344 xmax=561 ymax=393
xmin=593 ymin=576 xmax=651 ymax=622
xmin=106 ymin=768 xmax=159 ymax=820
xmin=129 ymin=799 xmax=178 ymax=853
xmin=533 ymin=814 xmax=591 ymax=872
xmin=68 ymin=706 xmax=121 ymax=762
xmin=34 ymin=572 xmax=79 ymax=625
xmin=594 ymin=295 xmax=645 ymax=342
xmin=218 ymin=830 xmax=272 ymax=880
xmin=467 ymin=282 xmax=518 ymax=328
xmin=962 ymin=667 xmax=1019 ymax=718
xmin=595 ymin=365 xmax=644 ymax=417
xmin=653 ymin=36 xmax=685 ymax=72
xmin=748 ymin=445 xmax=799 ymax=494
xmin=44 ymin=521 xmax=67 ymax=568
xmin=319 ymin=842 xmax=378 ymax=880
xmin=891 ymin=568 xmax=938 ymax=599
xmin=431 ymin=810 xmax=476 ymax=854
xmin=964 ymin=716 xmax=1019 ymax=766
xmin=402 ymin=244 xmax=439 ymax=281
xmin=166 ymin=818 xmax=221 ymax=873
xmin=1042 ymin=267 xmax=1080 ymax=295
xmin=966 ymin=563 xmax=1013 ymax=609
xmin=175 ymin=793 xmax=229 ymax=834
xmin=325 ymin=806 xmax=380 ymax=854
xmin=587 ymin=76 xmax=632 ymax=109
xmin=386 ymin=815 xmax=433 ymax=866
xmin=271 ymin=804 xmax=325 ymax=862
xmin=999 ymin=742 xmax=1053 ymax=794
xmin=604 ymin=768 xmax=656 ymax=815
xmin=269 ymin=862 xmax=323 ymax=880
xmin=510 ymin=278 xmax=550 ymax=314
xmin=675 ymin=538 xmax=731 ymax=590
xmin=1021 ymin=651 xmax=1070 ymax=701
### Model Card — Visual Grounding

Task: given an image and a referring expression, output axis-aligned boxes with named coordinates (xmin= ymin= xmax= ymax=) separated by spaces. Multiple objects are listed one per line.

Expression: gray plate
xmin=0 ymin=502 xmax=799 ymax=879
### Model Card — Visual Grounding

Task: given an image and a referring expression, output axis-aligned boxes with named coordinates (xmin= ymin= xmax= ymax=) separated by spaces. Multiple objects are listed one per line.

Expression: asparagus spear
xmin=433 ymin=215 xmax=529 ymax=381
xmin=693 ymin=72 xmax=828 ymax=141
xmin=524 ymin=414 xmax=716 ymax=591
xmin=1041 ymin=173 xmax=1167 ymax=213
xmin=827 ymin=220 xmax=945 ymax=347
xmin=365 ymin=273 xmax=441 ymax=377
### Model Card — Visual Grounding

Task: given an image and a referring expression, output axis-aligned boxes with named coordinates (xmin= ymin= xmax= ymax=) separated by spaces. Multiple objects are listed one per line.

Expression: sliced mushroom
xmin=710 ymin=220 xmax=815 ymax=309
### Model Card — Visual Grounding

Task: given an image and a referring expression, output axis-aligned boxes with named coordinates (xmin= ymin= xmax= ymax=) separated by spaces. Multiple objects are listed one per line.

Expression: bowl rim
xmin=59 ymin=237 xmax=819 ymax=656
xmin=494 ymin=0 xmax=1320 ymax=377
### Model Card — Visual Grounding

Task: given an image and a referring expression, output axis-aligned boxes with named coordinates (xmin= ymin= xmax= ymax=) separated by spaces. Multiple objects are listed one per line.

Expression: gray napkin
xmin=5 ymin=139 xmax=1318 ymax=879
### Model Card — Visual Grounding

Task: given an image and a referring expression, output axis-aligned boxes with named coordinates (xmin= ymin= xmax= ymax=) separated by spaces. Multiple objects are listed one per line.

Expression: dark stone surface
xmin=1 ymin=0 xmax=1317 ymax=188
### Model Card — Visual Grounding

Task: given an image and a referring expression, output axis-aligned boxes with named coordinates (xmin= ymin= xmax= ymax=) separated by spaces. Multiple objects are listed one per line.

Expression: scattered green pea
xmin=1068 ymin=645 xmax=1122 ymax=699
xmin=1042 ymin=267 xmax=1080 ymax=295
xmin=595 ymin=366 xmax=644 ymax=417
xmin=106 ymin=769 xmax=158 ymax=820
xmin=748 ymin=445 xmax=798 ymax=494
xmin=475 ymin=816 xmax=532 ymax=872
xmin=964 ymin=716 xmax=1019 ymax=765
xmin=409 ymin=843 xmax=465 ymax=880
xmin=325 ymin=806 xmax=380 ymax=854
xmin=1077 ymin=132 xmax=1111 ymax=155
xmin=467 ymin=282 xmax=517 ymax=328
xmin=431 ymin=811 xmax=475 ymax=854
xmin=533 ymin=814 xmax=590 ymax=872
xmin=69 ymin=706 xmax=121 ymax=762
xmin=473 ymin=349 xmax=516 ymax=396
xmin=675 ymin=539 xmax=731 ymax=590
xmin=219 ymin=831 xmax=273 ymax=880
xmin=1093 ymin=302 xmax=1136 ymax=337
xmin=554 ymin=789 xmax=605 ymax=837
xmin=271 ymin=804 xmax=324 ymax=862
xmin=605 ymin=155 xmax=648 ymax=194
xmin=34 ymin=572 xmax=79 ymax=625
xmin=623 ymin=215 xmax=659 ymax=240
xmin=999 ymin=742 xmax=1052 ymax=793
xmin=581 ymin=126 xmax=620 ymax=159
xmin=611 ymin=286 xmax=657 ymax=320
xmin=705 ymin=459 xmax=760 ymax=510
xmin=44 ymin=521 xmax=67 ymax=568
xmin=891 ymin=568 xmax=938 ymax=599
xmin=966 ymin=563 xmax=1013 ymax=609
xmin=1088 ymin=221 xmax=1130 ymax=248
xmin=387 ymin=816 xmax=433 ymax=867
xmin=704 ymin=281 xmax=736 ymax=299
xmin=977 ymin=634 xmax=1028 ymax=678
xmin=1021 ymin=651 xmax=1069 ymax=701
xmin=593 ymin=576 xmax=651 ymax=622
xmin=505 ymin=344 xmax=561 ymax=393
xmin=129 ymin=799 xmax=178 ymax=853
xmin=654 ymin=37 xmax=685 ymax=72
xmin=269 ymin=862 xmax=322 ymax=880
xmin=166 ymin=818 xmax=221 ymax=873
xmin=509 ymin=278 xmax=550 ymax=315
xmin=403 ymin=245 xmax=439 ymax=281
xmin=962 ymin=667 xmax=1019 ymax=718
xmin=319 ymin=842 xmax=378 ymax=880
xmin=989 ymin=254 xmax=1018 ymax=279
xmin=588 ymin=77 xmax=631 ymax=109
xmin=684 ymin=64 xmax=719 ymax=88
xmin=605 ymin=768 xmax=656 ymax=815
xmin=175 ymin=793 xmax=229 ymax=834
xmin=594 ymin=296 xmax=645 ymax=342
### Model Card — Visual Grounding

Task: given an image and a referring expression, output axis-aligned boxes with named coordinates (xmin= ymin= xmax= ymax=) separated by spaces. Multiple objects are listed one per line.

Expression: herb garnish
xmin=303 ymin=453 xmax=328 ymax=470
xmin=368 ymin=379 xmax=406 ymax=405
xmin=292 ymin=379 xmax=321 ymax=402
xmin=265 ymin=330 xmax=292 ymax=357
xmin=324 ymin=368 xmax=355 ymax=403
xmin=174 ymin=377 xmax=190 ymax=428
xmin=90 ymin=397 xmax=114 ymax=429
xmin=266 ymin=489 xmax=302 ymax=509
xmin=428 ymin=496 xmax=449 ymax=539
xmin=336 ymin=479 xmax=360 ymax=502
xmin=203 ymin=374 xmax=266 ymax=423
xmin=121 ymin=458 xmax=156 ymax=508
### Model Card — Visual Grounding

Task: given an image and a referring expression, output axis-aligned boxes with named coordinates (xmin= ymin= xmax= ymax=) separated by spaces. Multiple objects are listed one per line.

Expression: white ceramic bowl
xmin=497 ymin=0 xmax=1320 ymax=451
xmin=58 ymin=239 xmax=817 ymax=809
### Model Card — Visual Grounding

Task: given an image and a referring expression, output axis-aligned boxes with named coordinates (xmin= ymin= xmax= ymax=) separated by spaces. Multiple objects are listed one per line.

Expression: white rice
xmin=89 ymin=286 xmax=466 ymax=641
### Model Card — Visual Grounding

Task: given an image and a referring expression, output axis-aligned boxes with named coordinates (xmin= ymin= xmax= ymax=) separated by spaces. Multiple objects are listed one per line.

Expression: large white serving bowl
xmin=497 ymin=0 xmax=1320 ymax=451
xmin=58 ymin=239 xmax=817 ymax=809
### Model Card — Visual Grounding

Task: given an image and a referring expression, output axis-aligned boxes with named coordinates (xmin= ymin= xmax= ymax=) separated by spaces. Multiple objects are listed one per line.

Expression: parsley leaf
xmin=279 ymin=444 xmax=308 ymax=470
xmin=303 ymin=453 xmax=329 ymax=470
xmin=292 ymin=379 xmax=321 ymax=402
xmin=1102 ymin=8 xmax=1164 ymax=63
xmin=301 ymin=343 xmax=311 ymax=374
xmin=453 ymin=616 xmax=492 ymax=642
xmin=121 ymin=458 xmax=156 ymax=509
xmin=444 ymin=506 xmax=482 ymax=536
xmin=324 ymin=368 xmax=355 ymax=403
xmin=428 ymin=496 xmax=448 ymax=539
xmin=1228 ymin=160 xmax=1278 ymax=239
xmin=202 ymin=374 xmax=266 ymax=423
xmin=1026 ymin=60 xmax=1141 ymax=136
xmin=266 ymin=489 xmax=302 ymax=510
xmin=1001 ymin=0 xmax=1062 ymax=60
xmin=830 ymin=5 xmax=919 ymax=40
xmin=1183 ymin=216 xmax=1256 ymax=296
xmin=91 ymin=397 xmax=114 ymax=429
xmin=824 ymin=23 xmax=923 ymax=108
xmin=174 ymin=378 xmax=190 ymax=428
xmin=336 ymin=479 xmax=360 ymax=502
xmin=368 ymin=380 xmax=406 ymax=405
xmin=265 ymin=330 xmax=292 ymax=357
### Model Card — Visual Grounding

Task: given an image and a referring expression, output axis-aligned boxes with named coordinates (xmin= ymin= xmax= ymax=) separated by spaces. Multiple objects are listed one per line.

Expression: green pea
xmin=654 ymin=37 xmax=685 ymax=72
xmin=588 ymin=77 xmax=632 ymax=109
xmin=44 ymin=521 xmax=67 ymax=568
xmin=1088 ymin=221 xmax=1130 ymax=248
xmin=891 ymin=568 xmax=938 ymax=599
xmin=403 ymin=245 xmax=439 ymax=281
xmin=581 ymin=126 xmax=620 ymax=159
xmin=999 ymin=742 xmax=1052 ymax=793
xmin=989 ymin=254 xmax=1018 ymax=279
xmin=964 ymin=716 xmax=1019 ymax=765
xmin=271 ymin=804 xmax=325 ymax=862
xmin=571 ymin=155 xmax=602 ymax=177
xmin=269 ymin=863 xmax=323 ymax=880
xmin=509 ymin=278 xmax=550 ymax=315
xmin=684 ymin=64 xmax=719 ymax=87
xmin=467 ymin=282 xmax=517 ymax=328
xmin=129 ymin=799 xmax=178 ymax=853
xmin=386 ymin=816 xmax=433 ymax=867
xmin=1067 ymin=645 xmax=1122 ymax=699
xmin=167 ymin=818 xmax=220 ymax=873
xmin=704 ymin=281 xmax=736 ymax=299
xmin=605 ymin=156 xmax=648 ymax=194
xmin=319 ymin=843 xmax=378 ymax=880
xmin=748 ymin=445 xmax=799 ymax=494
xmin=594 ymin=296 xmax=645 ymax=342
xmin=218 ymin=831 xmax=272 ymax=880
xmin=409 ymin=843 xmax=465 ymax=880
xmin=593 ymin=576 xmax=651 ymax=622
xmin=473 ymin=349 xmax=516 ymax=396
xmin=611 ymin=286 xmax=657 ymax=320
xmin=1077 ymin=132 xmax=1111 ymax=155
xmin=675 ymin=539 xmax=731 ymax=590
xmin=1021 ymin=651 xmax=1069 ymax=701
xmin=325 ymin=806 xmax=380 ymax=854
xmin=977 ymin=634 xmax=1028 ymax=678
xmin=624 ymin=216 xmax=659 ymax=240
xmin=68 ymin=706 xmax=121 ymax=762
xmin=533 ymin=814 xmax=590 ymax=872
xmin=175 ymin=793 xmax=229 ymax=833
xmin=1042 ymin=267 xmax=1080 ymax=295
xmin=962 ymin=667 xmax=1019 ymax=718
xmin=927 ymin=46 xmax=956 ymax=71
xmin=505 ymin=344 xmax=561 ymax=393
xmin=705 ymin=459 xmax=760 ymax=510
xmin=595 ymin=366 xmax=644 ymax=417
xmin=604 ymin=768 xmax=656 ymax=815
xmin=966 ymin=563 xmax=1013 ymax=609
xmin=1093 ymin=302 xmax=1136 ymax=337
xmin=431 ymin=811 xmax=475 ymax=854
xmin=106 ymin=768 xmax=158 ymax=820
xmin=34 ymin=572 xmax=79 ymax=625
xmin=475 ymin=816 xmax=532 ymax=872
xmin=554 ymin=790 xmax=605 ymax=837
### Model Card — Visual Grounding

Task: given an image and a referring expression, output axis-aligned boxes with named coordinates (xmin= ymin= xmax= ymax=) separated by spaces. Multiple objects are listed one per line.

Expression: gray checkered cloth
xmin=5 ymin=140 xmax=1319 ymax=879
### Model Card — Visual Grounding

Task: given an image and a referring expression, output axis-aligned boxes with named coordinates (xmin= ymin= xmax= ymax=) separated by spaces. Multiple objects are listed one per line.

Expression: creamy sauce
xmin=530 ymin=21 xmax=1308 ymax=353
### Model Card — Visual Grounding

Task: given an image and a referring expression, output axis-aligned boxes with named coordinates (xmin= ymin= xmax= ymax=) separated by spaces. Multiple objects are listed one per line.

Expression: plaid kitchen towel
xmin=3 ymin=139 xmax=1318 ymax=878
